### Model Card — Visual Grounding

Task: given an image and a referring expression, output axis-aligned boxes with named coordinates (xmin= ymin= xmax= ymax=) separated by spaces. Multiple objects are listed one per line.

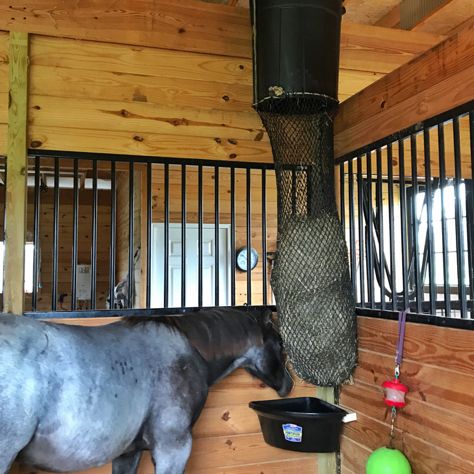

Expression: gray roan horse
xmin=0 ymin=308 xmax=293 ymax=474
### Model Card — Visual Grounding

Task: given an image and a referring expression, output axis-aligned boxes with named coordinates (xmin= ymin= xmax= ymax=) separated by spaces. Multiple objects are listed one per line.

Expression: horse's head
xmin=244 ymin=310 xmax=293 ymax=397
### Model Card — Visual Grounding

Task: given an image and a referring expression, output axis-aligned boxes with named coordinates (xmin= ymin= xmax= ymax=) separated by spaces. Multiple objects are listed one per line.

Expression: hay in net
xmin=258 ymin=96 xmax=357 ymax=386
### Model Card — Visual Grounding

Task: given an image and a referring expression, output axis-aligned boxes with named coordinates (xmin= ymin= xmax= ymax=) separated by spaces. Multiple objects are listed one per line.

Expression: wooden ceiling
xmin=206 ymin=0 xmax=472 ymax=36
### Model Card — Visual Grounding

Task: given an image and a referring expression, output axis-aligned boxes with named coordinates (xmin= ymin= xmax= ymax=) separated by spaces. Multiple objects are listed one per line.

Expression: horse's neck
xmin=181 ymin=316 xmax=258 ymax=387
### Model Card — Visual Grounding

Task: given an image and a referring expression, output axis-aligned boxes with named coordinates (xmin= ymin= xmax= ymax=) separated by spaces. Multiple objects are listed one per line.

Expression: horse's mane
xmin=124 ymin=308 xmax=268 ymax=362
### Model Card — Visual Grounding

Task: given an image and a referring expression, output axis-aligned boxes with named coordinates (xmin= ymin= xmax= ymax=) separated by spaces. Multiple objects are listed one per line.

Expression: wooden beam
xmin=317 ymin=386 xmax=337 ymax=474
xmin=0 ymin=2 xmax=444 ymax=63
xmin=4 ymin=31 xmax=28 ymax=315
xmin=334 ymin=21 xmax=474 ymax=158
xmin=374 ymin=4 xmax=400 ymax=28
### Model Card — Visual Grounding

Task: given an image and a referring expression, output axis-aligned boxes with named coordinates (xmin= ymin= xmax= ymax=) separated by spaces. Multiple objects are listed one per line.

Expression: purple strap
xmin=395 ymin=310 xmax=407 ymax=367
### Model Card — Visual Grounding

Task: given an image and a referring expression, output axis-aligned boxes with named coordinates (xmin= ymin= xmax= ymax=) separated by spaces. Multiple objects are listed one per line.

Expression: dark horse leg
xmin=112 ymin=451 xmax=142 ymax=474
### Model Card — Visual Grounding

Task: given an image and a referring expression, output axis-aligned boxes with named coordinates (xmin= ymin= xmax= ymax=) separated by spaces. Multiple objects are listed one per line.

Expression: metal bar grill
xmin=336 ymin=101 xmax=473 ymax=323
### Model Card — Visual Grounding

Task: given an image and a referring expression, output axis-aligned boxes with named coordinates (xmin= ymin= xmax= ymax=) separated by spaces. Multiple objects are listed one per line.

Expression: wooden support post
xmin=4 ymin=32 xmax=28 ymax=315
xmin=317 ymin=386 xmax=338 ymax=474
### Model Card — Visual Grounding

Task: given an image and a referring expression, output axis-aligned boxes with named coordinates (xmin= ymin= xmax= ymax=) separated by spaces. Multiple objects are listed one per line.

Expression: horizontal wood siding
xmin=340 ymin=316 xmax=474 ymax=474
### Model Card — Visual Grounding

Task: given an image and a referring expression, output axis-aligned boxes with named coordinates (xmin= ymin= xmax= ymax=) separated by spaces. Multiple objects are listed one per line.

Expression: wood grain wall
xmin=27 ymin=33 xmax=269 ymax=163
xmin=15 ymin=316 xmax=319 ymax=474
xmin=0 ymin=31 xmax=7 ymax=155
xmin=339 ymin=316 xmax=474 ymax=474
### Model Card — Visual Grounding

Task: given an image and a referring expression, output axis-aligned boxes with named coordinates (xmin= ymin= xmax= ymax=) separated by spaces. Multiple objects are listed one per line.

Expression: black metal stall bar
xmin=90 ymin=160 xmax=98 ymax=309
xmin=423 ymin=128 xmax=436 ymax=316
xmin=214 ymin=166 xmax=220 ymax=306
xmin=453 ymin=117 xmax=467 ymax=318
xmin=32 ymin=156 xmax=41 ymax=311
xmin=181 ymin=164 xmax=187 ymax=307
xmin=246 ymin=168 xmax=252 ymax=305
xmin=365 ymin=152 xmax=374 ymax=306
xmin=376 ymin=148 xmax=385 ymax=309
xmin=71 ymin=158 xmax=79 ymax=310
xmin=146 ymin=163 xmax=152 ymax=309
xmin=356 ymin=155 xmax=366 ymax=306
xmin=198 ymin=165 xmax=204 ymax=308
xmin=262 ymin=169 xmax=267 ymax=305
xmin=348 ymin=160 xmax=357 ymax=295
xmin=51 ymin=157 xmax=60 ymax=311
xmin=398 ymin=139 xmax=410 ymax=310
xmin=109 ymin=161 xmax=116 ymax=309
xmin=163 ymin=163 xmax=170 ymax=308
xmin=469 ymin=111 xmax=474 ymax=318
xmin=438 ymin=123 xmax=451 ymax=316
xmin=128 ymin=162 xmax=134 ymax=308
xmin=387 ymin=144 xmax=397 ymax=310
xmin=230 ymin=167 xmax=236 ymax=306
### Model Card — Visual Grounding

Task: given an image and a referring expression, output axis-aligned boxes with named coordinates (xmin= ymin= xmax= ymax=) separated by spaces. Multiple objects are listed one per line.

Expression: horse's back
xmin=0 ymin=315 xmax=208 ymax=472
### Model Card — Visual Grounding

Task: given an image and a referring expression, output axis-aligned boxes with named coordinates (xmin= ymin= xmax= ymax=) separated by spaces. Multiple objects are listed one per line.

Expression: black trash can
xmin=249 ymin=397 xmax=347 ymax=453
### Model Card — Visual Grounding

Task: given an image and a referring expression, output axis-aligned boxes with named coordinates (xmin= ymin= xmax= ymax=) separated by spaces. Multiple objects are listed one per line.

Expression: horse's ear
xmin=262 ymin=309 xmax=273 ymax=328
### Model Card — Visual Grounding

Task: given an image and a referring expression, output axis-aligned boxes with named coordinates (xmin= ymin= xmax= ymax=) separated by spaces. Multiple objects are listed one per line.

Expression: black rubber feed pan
xmin=249 ymin=397 xmax=347 ymax=453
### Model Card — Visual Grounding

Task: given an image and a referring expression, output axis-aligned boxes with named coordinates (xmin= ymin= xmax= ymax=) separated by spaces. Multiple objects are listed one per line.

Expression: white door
xmin=151 ymin=224 xmax=230 ymax=308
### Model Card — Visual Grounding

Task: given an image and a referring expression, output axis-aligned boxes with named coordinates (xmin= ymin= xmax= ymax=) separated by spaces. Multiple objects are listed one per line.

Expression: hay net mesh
xmin=258 ymin=96 xmax=357 ymax=386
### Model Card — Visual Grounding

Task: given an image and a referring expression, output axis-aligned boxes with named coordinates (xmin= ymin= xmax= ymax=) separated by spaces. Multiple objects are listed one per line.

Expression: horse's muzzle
xmin=277 ymin=368 xmax=294 ymax=397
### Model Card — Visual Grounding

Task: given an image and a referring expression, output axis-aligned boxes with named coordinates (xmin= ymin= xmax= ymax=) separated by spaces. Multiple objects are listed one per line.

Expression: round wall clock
xmin=236 ymin=247 xmax=259 ymax=272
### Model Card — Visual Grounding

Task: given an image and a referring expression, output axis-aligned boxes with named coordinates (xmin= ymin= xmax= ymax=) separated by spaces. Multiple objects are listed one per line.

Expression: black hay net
xmin=258 ymin=96 xmax=357 ymax=386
